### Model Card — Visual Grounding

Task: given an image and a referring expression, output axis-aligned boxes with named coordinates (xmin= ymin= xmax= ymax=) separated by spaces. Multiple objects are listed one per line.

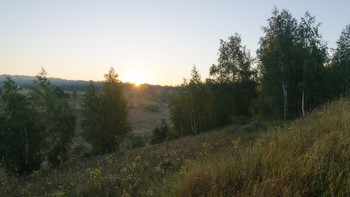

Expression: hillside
xmin=0 ymin=75 xmax=97 ymax=92
xmin=1 ymin=98 xmax=349 ymax=196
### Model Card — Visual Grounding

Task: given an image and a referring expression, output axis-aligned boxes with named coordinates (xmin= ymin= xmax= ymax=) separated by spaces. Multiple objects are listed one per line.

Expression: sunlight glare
xmin=125 ymin=72 xmax=153 ymax=86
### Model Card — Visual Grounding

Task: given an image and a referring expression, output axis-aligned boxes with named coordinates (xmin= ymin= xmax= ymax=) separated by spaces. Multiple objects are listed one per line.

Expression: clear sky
xmin=1 ymin=0 xmax=349 ymax=85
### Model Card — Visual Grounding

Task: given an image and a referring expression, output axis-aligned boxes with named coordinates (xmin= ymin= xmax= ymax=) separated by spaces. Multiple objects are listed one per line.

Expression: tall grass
xmin=1 ymin=99 xmax=349 ymax=196
xmin=175 ymin=98 xmax=350 ymax=196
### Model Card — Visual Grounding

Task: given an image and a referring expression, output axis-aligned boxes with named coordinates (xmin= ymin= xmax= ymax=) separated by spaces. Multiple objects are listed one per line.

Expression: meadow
xmin=1 ymin=97 xmax=349 ymax=196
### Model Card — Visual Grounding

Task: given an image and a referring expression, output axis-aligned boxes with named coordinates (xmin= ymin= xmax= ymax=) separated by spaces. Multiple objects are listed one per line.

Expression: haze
xmin=1 ymin=0 xmax=349 ymax=85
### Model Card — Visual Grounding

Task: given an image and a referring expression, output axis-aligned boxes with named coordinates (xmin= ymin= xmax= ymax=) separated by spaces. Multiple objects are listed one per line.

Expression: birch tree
xmin=257 ymin=8 xmax=298 ymax=120
xmin=329 ymin=24 xmax=350 ymax=97
xmin=297 ymin=12 xmax=327 ymax=117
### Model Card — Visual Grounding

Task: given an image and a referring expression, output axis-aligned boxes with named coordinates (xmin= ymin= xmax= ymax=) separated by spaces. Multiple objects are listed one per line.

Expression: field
xmin=1 ymin=97 xmax=350 ymax=196
xmin=67 ymin=89 xmax=170 ymax=146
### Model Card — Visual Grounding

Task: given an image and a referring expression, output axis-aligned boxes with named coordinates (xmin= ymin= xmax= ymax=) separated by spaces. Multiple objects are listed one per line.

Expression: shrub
xmin=132 ymin=136 xmax=145 ymax=148
xmin=71 ymin=145 xmax=92 ymax=158
xmin=165 ymin=130 xmax=179 ymax=141
xmin=150 ymin=120 xmax=168 ymax=144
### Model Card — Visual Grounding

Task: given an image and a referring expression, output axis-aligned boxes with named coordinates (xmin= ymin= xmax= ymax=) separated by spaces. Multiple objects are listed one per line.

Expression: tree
xmin=55 ymin=86 xmax=70 ymax=98
xmin=210 ymin=33 xmax=257 ymax=121
xmin=30 ymin=68 xmax=76 ymax=168
xmin=297 ymin=12 xmax=327 ymax=117
xmin=210 ymin=33 xmax=255 ymax=84
xmin=334 ymin=25 xmax=350 ymax=65
xmin=328 ymin=24 xmax=350 ymax=97
xmin=150 ymin=119 xmax=168 ymax=144
xmin=169 ymin=66 xmax=218 ymax=137
xmin=257 ymin=8 xmax=299 ymax=120
xmin=187 ymin=66 xmax=203 ymax=135
xmin=80 ymin=82 xmax=101 ymax=152
xmin=81 ymin=68 xmax=131 ymax=154
xmin=169 ymin=83 xmax=192 ymax=137
xmin=0 ymin=77 xmax=42 ymax=175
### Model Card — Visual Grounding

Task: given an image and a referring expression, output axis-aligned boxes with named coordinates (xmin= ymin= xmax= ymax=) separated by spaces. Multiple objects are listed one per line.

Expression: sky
xmin=1 ymin=0 xmax=349 ymax=85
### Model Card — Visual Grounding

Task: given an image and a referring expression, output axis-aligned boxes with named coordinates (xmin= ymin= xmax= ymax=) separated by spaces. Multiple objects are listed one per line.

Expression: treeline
xmin=0 ymin=68 xmax=131 ymax=175
xmin=0 ymin=69 xmax=76 ymax=174
xmin=0 ymin=68 xmax=174 ymax=175
xmin=0 ymin=75 xmax=176 ymax=102
xmin=169 ymin=8 xmax=350 ymax=136
xmin=0 ymin=75 xmax=100 ymax=92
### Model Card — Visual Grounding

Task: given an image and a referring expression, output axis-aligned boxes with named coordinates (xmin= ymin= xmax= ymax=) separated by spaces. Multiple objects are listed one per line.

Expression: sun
xmin=125 ymin=72 xmax=153 ymax=86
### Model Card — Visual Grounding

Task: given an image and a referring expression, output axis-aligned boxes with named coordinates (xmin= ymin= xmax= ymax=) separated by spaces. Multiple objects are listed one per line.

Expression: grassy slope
xmin=1 ymin=98 xmax=350 ymax=196
xmin=177 ymin=98 xmax=350 ymax=196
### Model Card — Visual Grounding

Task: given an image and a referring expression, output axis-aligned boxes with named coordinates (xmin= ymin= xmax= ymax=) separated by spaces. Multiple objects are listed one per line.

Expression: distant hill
xmin=0 ymin=75 xmax=177 ymax=95
xmin=0 ymin=75 xmax=102 ymax=92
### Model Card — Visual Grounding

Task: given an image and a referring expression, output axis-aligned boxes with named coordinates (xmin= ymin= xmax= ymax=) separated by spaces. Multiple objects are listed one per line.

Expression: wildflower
xmin=179 ymin=165 xmax=187 ymax=175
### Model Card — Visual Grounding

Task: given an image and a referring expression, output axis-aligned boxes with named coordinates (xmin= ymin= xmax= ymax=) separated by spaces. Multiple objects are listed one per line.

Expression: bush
xmin=150 ymin=120 xmax=168 ymax=144
xmin=71 ymin=144 xmax=92 ymax=158
xmin=132 ymin=136 xmax=145 ymax=148
xmin=165 ymin=130 xmax=179 ymax=141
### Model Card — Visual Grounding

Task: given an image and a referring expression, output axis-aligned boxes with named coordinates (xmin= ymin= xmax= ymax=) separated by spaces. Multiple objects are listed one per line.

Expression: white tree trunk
xmin=191 ymin=107 xmax=197 ymax=135
xmin=302 ymin=89 xmax=305 ymax=117
xmin=282 ymin=82 xmax=288 ymax=121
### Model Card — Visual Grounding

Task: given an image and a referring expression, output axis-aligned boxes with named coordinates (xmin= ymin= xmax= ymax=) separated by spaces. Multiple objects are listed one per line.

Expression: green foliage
xmin=81 ymin=68 xmax=131 ymax=154
xmin=256 ymin=8 xmax=299 ymax=120
xmin=150 ymin=120 xmax=168 ymax=144
xmin=0 ymin=77 xmax=42 ymax=175
xmin=210 ymin=33 xmax=255 ymax=83
xmin=131 ymin=136 xmax=145 ymax=148
xmin=164 ymin=130 xmax=179 ymax=141
xmin=297 ymin=12 xmax=328 ymax=113
xmin=255 ymin=9 xmax=328 ymax=120
xmin=30 ymin=68 xmax=76 ymax=168
xmin=54 ymin=86 xmax=71 ymax=99
xmin=80 ymin=82 xmax=101 ymax=153
xmin=0 ymin=71 xmax=76 ymax=174
xmin=47 ymin=99 xmax=76 ymax=165
xmin=71 ymin=144 xmax=92 ymax=159
xmin=170 ymin=66 xmax=218 ymax=137
xmin=327 ymin=24 xmax=350 ymax=98
xmin=170 ymin=35 xmax=257 ymax=137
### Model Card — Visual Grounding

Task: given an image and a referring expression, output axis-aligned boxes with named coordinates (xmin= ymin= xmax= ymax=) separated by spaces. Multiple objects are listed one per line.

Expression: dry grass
xmin=174 ymin=98 xmax=350 ymax=196
xmin=67 ymin=96 xmax=169 ymax=137
xmin=127 ymin=97 xmax=170 ymax=137
xmin=0 ymin=124 xmax=245 ymax=196
xmin=1 ymin=98 xmax=349 ymax=196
